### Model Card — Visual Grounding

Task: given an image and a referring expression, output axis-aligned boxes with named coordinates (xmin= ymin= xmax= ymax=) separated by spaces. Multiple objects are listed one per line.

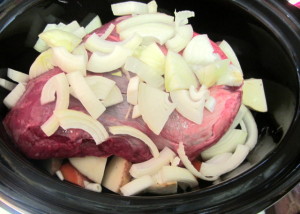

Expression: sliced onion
xmin=166 ymin=24 xmax=193 ymax=52
xmin=3 ymin=83 xmax=26 ymax=109
xmin=99 ymin=23 xmax=115 ymax=40
xmin=29 ymin=49 xmax=55 ymax=79
xmin=147 ymin=182 xmax=177 ymax=195
xmin=61 ymin=20 xmax=81 ymax=33
xmin=116 ymin=13 xmax=174 ymax=32
xmin=120 ymin=175 xmax=154 ymax=196
xmin=218 ymin=40 xmax=242 ymax=72
xmin=124 ymin=56 xmax=164 ymax=89
xmin=84 ymin=76 xmax=116 ymax=100
xmin=109 ymin=125 xmax=159 ymax=158
xmin=39 ymin=29 xmax=82 ymax=52
xmin=111 ymin=1 xmax=149 ymax=16
xmin=129 ymin=147 xmax=176 ymax=178
xmin=138 ymin=83 xmax=176 ymax=135
xmin=189 ymin=85 xmax=209 ymax=102
xmin=84 ymin=15 xmax=102 ymax=34
xmin=229 ymin=104 xmax=248 ymax=130
xmin=127 ymin=76 xmax=140 ymax=105
xmin=119 ymin=22 xmax=175 ymax=45
xmin=34 ymin=23 xmax=57 ymax=52
xmin=0 ymin=78 xmax=17 ymax=91
xmin=205 ymin=153 xmax=232 ymax=164
xmin=205 ymin=96 xmax=216 ymax=112
xmin=84 ymin=181 xmax=102 ymax=192
xmin=7 ymin=68 xmax=29 ymax=83
xmin=174 ymin=10 xmax=195 ymax=27
xmin=56 ymin=170 xmax=64 ymax=181
xmin=73 ymin=27 xmax=87 ymax=39
xmin=87 ymin=46 xmax=132 ymax=73
xmin=54 ymin=109 xmax=108 ymax=145
xmin=147 ymin=0 xmax=158 ymax=13
xmin=67 ymin=71 xmax=106 ymax=119
xmin=216 ymin=64 xmax=243 ymax=87
xmin=41 ymin=115 xmax=60 ymax=137
xmin=243 ymin=107 xmax=258 ymax=150
xmin=132 ymin=104 xmax=141 ymax=119
xmin=72 ymin=43 xmax=88 ymax=65
xmin=101 ymin=85 xmax=124 ymax=107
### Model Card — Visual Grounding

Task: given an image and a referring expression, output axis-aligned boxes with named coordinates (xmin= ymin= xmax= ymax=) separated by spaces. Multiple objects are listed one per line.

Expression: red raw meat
xmin=3 ymin=15 xmax=242 ymax=163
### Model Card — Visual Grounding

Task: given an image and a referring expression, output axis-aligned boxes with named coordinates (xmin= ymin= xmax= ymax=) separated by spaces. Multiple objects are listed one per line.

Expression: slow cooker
xmin=0 ymin=0 xmax=299 ymax=213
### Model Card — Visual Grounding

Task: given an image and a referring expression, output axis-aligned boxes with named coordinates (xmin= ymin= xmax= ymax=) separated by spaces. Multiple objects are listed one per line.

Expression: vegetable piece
xmin=7 ymin=68 xmax=29 ymax=83
xmin=189 ymin=85 xmax=209 ymax=102
xmin=67 ymin=71 xmax=106 ymax=119
xmin=101 ymin=85 xmax=124 ymax=107
xmin=170 ymin=89 xmax=206 ymax=124
xmin=229 ymin=104 xmax=248 ymax=130
xmin=102 ymin=156 xmax=132 ymax=193
xmin=99 ymin=23 xmax=115 ymax=40
xmin=109 ymin=125 xmax=159 ymax=158
xmin=61 ymin=20 xmax=81 ymax=33
xmin=119 ymin=22 xmax=175 ymax=45
xmin=69 ymin=156 xmax=107 ymax=184
xmin=87 ymin=46 xmax=132 ymax=73
xmin=216 ymin=65 xmax=243 ymax=87
xmin=218 ymin=40 xmax=242 ymax=71
xmin=147 ymin=182 xmax=178 ymax=195
xmin=243 ymin=106 xmax=258 ymax=150
xmin=124 ymin=57 xmax=164 ymax=89
xmin=3 ymin=83 xmax=26 ymax=109
xmin=39 ymin=29 xmax=81 ymax=52
xmin=205 ymin=153 xmax=232 ymax=164
xmin=138 ymin=83 xmax=176 ymax=135
xmin=40 ymin=116 xmax=60 ymax=137
xmin=130 ymin=147 xmax=176 ymax=178
xmin=166 ymin=24 xmax=193 ymax=52
xmin=137 ymin=42 xmax=166 ymax=75
xmin=73 ymin=27 xmax=87 ymax=39
xmin=54 ymin=109 xmax=109 ymax=145
xmin=205 ymin=96 xmax=216 ymax=112
xmin=83 ymin=181 xmax=102 ymax=192
xmin=132 ymin=104 xmax=141 ymax=119
xmin=85 ymin=15 xmax=102 ymax=34
xmin=165 ymin=51 xmax=199 ymax=92
xmin=56 ymin=170 xmax=64 ymax=181
xmin=60 ymin=163 xmax=86 ymax=187
xmin=201 ymin=129 xmax=247 ymax=160
xmin=0 ymin=78 xmax=16 ymax=91
xmin=84 ymin=76 xmax=116 ymax=100
xmin=34 ymin=23 xmax=58 ymax=52
xmin=147 ymin=0 xmax=158 ymax=13
xmin=111 ymin=1 xmax=149 ymax=16
xmin=29 ymin=49 xmax=55 ymax=79
xmin=183 ymin=34 xmax=217 ymax=65
xmin=120 ymin=175 xmax=154 ymax=196
xmin=72 ymin=43 xmax=88 ymax=65
xmin=127 ymin=76 xmax=140 ymax=105
xmin=174 ymin=10 xmax=195 ymax=27
xmin=52 ymin=46 xmax=86 ymax=75
xmin=116 ymin=13 xmax=174 ymax=32
xmin=242 ymin=78 xmax=267 ymax=112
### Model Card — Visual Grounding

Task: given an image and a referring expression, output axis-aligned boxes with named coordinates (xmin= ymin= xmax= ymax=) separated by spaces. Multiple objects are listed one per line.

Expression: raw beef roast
xmin=3 ymin=17 xmax=242 ymax=163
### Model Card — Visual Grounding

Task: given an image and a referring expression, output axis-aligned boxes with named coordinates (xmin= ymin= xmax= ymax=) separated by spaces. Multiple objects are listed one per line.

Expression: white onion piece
xmin=155 ymin=166 xmax=198 ymax=188
xmin=189 ymin=85 xmax=209 ymax=102
xmin=119 ymin=22 xmax=175 ymax=45
xmin=72 ymin=43 xmax=88 ymax=65
xmin=52 ymin=46 xmax=86 ymax=75
xmin=138 ymin=83 xmax=176 ymax=135
xmin=116 ymin=13 xmax=174 ymax=32
xmin=87 ymin=46 xmax=132 ymax=73
xmin=3 ymin=83 xmax=26 ymax=109
xmin=124 ymin=56 xmax=164 ymax=89
xmin=171 ymin=157 xmax=180 ymax=167
xmin=177 ymin=142 xmax=217 ymax=181
xmin=56 ymin=170 xmax=64 ymax=181
xmin=205 ymin=96 xmax=216 ymax=112
xmin=61 ymin=20 xmax=81 ymax=33
xmin=170 ymin=89 xmax=205 ymax=124
xmin=229 ymin=104 xmax=248 ymax=130
xmin=85 ymin=15 xmax=102 ymax=34
xmin=216 ymin=65 xmax=243 ymax=87
xmin=41 ymin=115 xmax=60 ymax=137
xmin=201 ymin=129 xmax=247 ymax=160
xmin=166 ymin=24 xmax=193 ymax=52
xmin=54 ymin=109 xmax=108 ymax=145
xmin=84 ymin=76 xmax=116 ymax=100
xmin=132 ymin=104 xmax=141 ymax=119
xmin=183 ymin=34 xmax=217 ymax=65
xmin=111 ymin=1 xmax=149 ymax=16
xmin=34 ymin=23 xmax=57 ymax=52
xmin=147 ymin=0 xmax=158 ymax=13
xmin=40 ymin=75 xmax=56 ymax=105
xmin=109 ymin=125 xmax=159 ymax=158
xmin=99 ymin=23 xmax=115 ymax=40
xmin=73 ymin=27 xmax=87 ymax=39
xmin=0 ymin=78 xmax=17 ymax=91
xmin=174 ymin=10 xmax=195 ymax=27
xmin=120 ymin=175 xmax=154 ymax=196
xmin=29 ymin=49 xmax=55 ymax=79
xmin=243 ymin=107 xmax=258 ymax=150
xmin=101 ymin=85 xmax=123 ymax=107
xmin=200 ymin=144 xmax=250 ymax=177
xmin=67 ymin=71 xmax=106 ymax=119
xmin=218 ymin=40 xmax=242 ymax=72
xmin=205 ymin=153 xmax=232 ymax=164
xmin=127 ymin=76 xmax=140 ymax=105
xmin=147 ymin=182 xmax=177 ymax=195
xmin=39 ymin=29 xmax=82 ymax=52
xmin=130 ymin=147 xmax=176 ymax=178
xmin=84 ymin=181 xmax=102 ymax=192
xmin=7 ymin=68 xmax=29 ymax=83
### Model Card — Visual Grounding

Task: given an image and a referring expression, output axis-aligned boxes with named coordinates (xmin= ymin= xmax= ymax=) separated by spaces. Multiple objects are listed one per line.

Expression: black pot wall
xmin=0 ymin=0 xmax=299 ymax=213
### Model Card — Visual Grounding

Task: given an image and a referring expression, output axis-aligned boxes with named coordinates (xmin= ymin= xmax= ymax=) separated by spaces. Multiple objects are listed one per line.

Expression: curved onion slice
xmin=243 ymin=107 xmax=258 ymax=150
xmin=39 ymin=29 xmax=81 ymax=52
xmin=177 ymin=142 xmax=217 ymax=181
xmin=174 ymin=10 xmax=195 ymax=27
xmin=101 ymin=85 xmax=123 ymax=107
xmin=85 ymin=15 xmax=102 ymax=34
xmin=3 ymin=83 xmax=25 ymax=109
xmin=29 ymin=49 xmax=55 ymax=79
xmin=67 ymin=71 xmax=106 ymax=119
xmin=87 ymin=46 xmax=132 ymax=73
xmin=120 ymin=175 xmax=154 ymax=196
xmin=216 ymin=65 xmax=243 ymax=87
xmin=109 ymin=125 xmax=159 ymax=158
xmin=200 ymin=144 xmax=250 ymax=177
xmin=99 ymin=23 xmax=115 ymax=40
xmin=41 ymin=115 xmax=60 ymax=137
xmin=7 ymin=68 xmax=29 ymax=83
xmin=119 ymin=22 xmax=175 ymax=45
xmin=189 ymin=85 xmax=209 ymax=101
xmin=85 ymin=76 xmax=116 ymax=100
xmin=73 ymin=27 xmax=87 ymax=39
xmin=54 ymin=109 xmax=109 ymax=145
xmin=72 ymin=43 xmax=88 ymax=65
xmin=111 ymin=1 xmax=149 ymax=16
xmin=127 ymin=76 xmax=140 ymax=105
xmin=0 ymin=78 xmax=16 ymax=91
xmin=116 ymin=13 xmax=174 ymax=32
xmin=132 ymin=104 xmax=141 ymax=119
xmin=34 ymin=23 xmax=57 ymax=52
xmin=166 ymin=24 xmax=193 ymax=52
xmin=138 ymin=83 xmax=176 ymax=135
xmin=52 ymin=46 xmax=86 ymax=75
xmin=147 ymin=181 xmax=177 ymax=195
xmin=205 ymin=96 xmax=216 ymax=112
xmin=130 ymin=147 xmax=176 ymax=178
xmin=205 ymin=153 xmax=232 ymax=164
xmin=218 ymin=40 xmax=242 ymax=72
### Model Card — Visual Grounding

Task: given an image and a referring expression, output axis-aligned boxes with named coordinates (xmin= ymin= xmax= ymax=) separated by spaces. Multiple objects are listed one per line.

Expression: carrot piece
xmin=60 ymin=162 xmax=86 ymax=187
xmin=192 ymin=159 xmax=202 ymax=171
